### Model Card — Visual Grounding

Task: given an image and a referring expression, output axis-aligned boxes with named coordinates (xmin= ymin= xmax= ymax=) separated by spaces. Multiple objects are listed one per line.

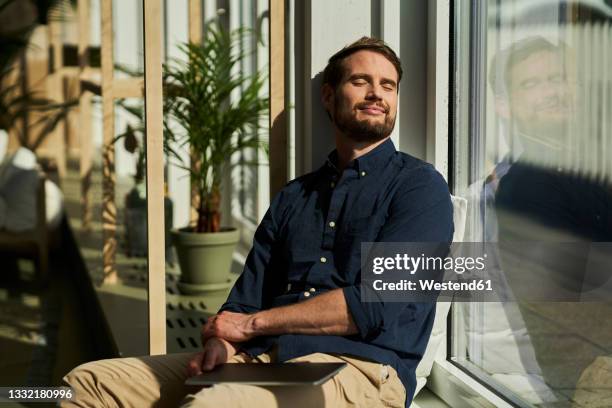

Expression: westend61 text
xmin=373 ymin=279 xmax=493 ymax=292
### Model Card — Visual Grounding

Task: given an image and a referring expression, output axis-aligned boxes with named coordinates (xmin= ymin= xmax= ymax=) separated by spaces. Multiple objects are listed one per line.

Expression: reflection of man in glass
xmin=494 ymin=38 xmax=573 ymax=158
xmin=467 ymin=38 xmax=575 ymax=245
xmin=492 ymin=37 xmax=612 ymax=403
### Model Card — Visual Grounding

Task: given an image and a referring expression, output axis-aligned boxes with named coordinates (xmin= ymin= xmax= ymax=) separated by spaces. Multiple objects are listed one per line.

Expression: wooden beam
xmin=47 ymin=20 xmax=67 ymax=178
xmin=269 ymin=0 xmax=287 ymax=198
xmin=80 ymin=79 xmax=102 ymax=96
xmin=188 ymin=0 xmax=202 ymax=225
xmin=189 ymin=0 xmax=202 ymax=44
xmin=78 ymin=0 xmax=92 ymax=230
xmin=101 ymin=0 xmax=117 ymax=284
xmin=143 ymin=0 xmax=167 ymax=355
xmin=112 ymin=77 xmax=145 ymax=98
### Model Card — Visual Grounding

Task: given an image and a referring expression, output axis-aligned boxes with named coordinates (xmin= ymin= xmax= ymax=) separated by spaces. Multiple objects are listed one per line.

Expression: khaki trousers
xmin=61 ymin=350 xmax=406 ymax=408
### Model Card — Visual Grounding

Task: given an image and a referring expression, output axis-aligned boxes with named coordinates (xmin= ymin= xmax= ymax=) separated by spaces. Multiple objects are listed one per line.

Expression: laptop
xmin=185 ymin=362 xmax=347 ymax=387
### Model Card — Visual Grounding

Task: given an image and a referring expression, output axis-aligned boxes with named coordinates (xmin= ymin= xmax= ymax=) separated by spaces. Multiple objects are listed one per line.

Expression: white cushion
xmin=413 ymin=195 xmax=467 ymax=396
xmin=450 ymin=195 xmax=467 ymax=244
xmin=0 ymin=147 xmax=64 ymax=232
xmin=413 ymin=376 xmax=428 ymax=397
xmin=0 ymin=130 xmax=7 ymax=163
xmin=45 ymin=179 xmax=64 ymax=230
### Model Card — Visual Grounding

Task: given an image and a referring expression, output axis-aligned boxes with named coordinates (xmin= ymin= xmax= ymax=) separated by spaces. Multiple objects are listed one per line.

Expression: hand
xmin=187 ymin=337 xmax=238 ymax=376
xmin=201 ymin=311 xmax=258 ymax=343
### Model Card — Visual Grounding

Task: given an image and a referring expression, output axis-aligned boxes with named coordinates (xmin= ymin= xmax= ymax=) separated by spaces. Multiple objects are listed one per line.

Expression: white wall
xmin=164 ymin=0 xmax=191 ymax=229
xmin=113 ymin=0 xmax=143 ymax=178
xmin=290 ymin=0 xmax=431 ymax=177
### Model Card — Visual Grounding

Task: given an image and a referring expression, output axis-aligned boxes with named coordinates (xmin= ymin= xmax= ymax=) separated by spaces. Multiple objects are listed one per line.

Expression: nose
xmin=365 ymin=84 xmax=383 ymax=100
xmin=538 ymin=82 xmax=567 ymax=108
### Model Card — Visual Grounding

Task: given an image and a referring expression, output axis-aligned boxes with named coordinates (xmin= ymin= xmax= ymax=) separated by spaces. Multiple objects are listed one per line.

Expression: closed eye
xmin=381 ymin=80 xmax=396 ymax=91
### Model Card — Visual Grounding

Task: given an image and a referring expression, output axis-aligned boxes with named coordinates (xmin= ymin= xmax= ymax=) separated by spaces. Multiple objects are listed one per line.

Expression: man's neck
xmin=334 ymin=134 xmax=390 ymax=171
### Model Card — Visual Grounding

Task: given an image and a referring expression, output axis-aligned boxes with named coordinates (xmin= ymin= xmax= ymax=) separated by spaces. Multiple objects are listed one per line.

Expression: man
xmin=62 ymin=36 xmax=454 ymax=408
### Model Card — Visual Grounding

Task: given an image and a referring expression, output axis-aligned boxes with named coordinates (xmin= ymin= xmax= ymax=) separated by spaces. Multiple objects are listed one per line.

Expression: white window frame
xmin=426 ymin=1 xmax=516 ymax=407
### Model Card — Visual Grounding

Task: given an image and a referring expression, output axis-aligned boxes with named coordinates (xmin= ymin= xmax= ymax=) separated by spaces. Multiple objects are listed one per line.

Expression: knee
xmin=63 ymin=358 xmax=125 ymax=391
xmin=180 ymin=388 xmax=218 ymax=408
xmin=60 ymin=361 xmax=113 ymax=408
xmin=63 ymin=361 xmax=99 ymax=387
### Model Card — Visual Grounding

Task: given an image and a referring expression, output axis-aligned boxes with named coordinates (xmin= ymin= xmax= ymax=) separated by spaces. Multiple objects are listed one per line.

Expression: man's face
xmin=323 ymin=50 xmax=399 ymax=143
xmin=507 ymin=50 xmax=574 ymax=136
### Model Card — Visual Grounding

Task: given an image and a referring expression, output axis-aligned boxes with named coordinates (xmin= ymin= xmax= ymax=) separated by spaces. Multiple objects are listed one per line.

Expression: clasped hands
xmin=187 ymin=311 xmax=259 ymax=376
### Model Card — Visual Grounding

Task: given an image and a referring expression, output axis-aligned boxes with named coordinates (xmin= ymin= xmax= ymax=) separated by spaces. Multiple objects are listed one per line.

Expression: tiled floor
xmin=0 ymin=247 xmax=97 ymax=407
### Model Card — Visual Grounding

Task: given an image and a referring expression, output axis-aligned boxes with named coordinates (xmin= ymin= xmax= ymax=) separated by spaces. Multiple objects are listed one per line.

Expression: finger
xmin=187 ymin=352 xmax=204 ymax=377
xmin=200 ymin=325 xmax=210 ymax=346
xmin=201 ymin=348 xmax=218 ymax=371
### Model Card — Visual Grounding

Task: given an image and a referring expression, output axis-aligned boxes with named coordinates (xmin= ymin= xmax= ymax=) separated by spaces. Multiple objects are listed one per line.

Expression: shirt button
xmin=361 ymin=171 xmax=367 ymax=177
xmin=328 ymin=221 xmax=336 ymax=228
xmin=309 ymin=287 xmax=316 ymax=293
xmin=320 ymin=256 xmax=327 ymax=263
xmin=303 ymin=291 xmax=311 ymax=297
xmin=330 ymin=182 xmax=335 ymax=188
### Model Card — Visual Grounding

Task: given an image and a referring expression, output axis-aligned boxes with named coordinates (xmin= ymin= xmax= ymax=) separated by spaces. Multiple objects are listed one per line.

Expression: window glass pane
xmin=452 ymin=1 xmax=612 ymax=406
xmin=0 ymin=0 xmax=269 ymax=386
xmin=162 ymin=0 xmax=270 ymax=354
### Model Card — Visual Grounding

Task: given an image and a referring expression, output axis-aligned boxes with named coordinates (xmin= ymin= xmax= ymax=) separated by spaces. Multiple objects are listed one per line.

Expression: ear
xmin=321 ymin=83 xmax=334 ymax=115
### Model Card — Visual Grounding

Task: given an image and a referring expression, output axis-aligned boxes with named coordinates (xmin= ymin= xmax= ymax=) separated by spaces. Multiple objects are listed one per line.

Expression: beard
xmin=332 ymin=94 xmax=396 ymax=143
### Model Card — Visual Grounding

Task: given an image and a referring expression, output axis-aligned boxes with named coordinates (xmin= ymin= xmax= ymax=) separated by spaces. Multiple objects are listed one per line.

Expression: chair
xmin=0 ymin=170 xmax=49 ymax=279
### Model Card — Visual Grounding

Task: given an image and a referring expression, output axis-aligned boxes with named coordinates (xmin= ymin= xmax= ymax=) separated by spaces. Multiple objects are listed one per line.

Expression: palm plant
xmin=0 ymin=0 xmax=78 ymax=151
xmin=164 ymin=22 xmax=269 ymax=233
xmin=114 ymin=98 xmax=181 ymax=183
xmin=0 ymin=65 xmax=77 ymax=151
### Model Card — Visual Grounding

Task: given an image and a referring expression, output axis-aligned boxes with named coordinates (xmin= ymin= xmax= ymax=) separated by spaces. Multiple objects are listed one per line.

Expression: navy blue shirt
xmin=219 ymin=138 xmax=454 ymax=406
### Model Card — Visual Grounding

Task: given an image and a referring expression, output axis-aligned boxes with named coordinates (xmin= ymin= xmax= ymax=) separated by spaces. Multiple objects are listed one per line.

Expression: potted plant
xmin=164 ymin=23 xmax=268 ymax=294
xmin=113 ymin=104 xmax=179 ymax=262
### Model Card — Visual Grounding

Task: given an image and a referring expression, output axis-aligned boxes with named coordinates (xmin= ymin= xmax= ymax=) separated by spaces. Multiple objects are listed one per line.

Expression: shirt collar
xmin=324 ymin=138 xmax=397 ymax=178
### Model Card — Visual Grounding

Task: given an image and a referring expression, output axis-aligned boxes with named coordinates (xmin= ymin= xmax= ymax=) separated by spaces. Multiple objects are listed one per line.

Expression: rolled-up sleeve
xmin=218 ymin=193 xmax=282 ymax=314
xmin=342 ymin=166 xmax=454 ymax=340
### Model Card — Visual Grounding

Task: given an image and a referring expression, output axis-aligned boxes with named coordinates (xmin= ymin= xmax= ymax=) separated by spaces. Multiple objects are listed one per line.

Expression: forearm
xmin=251 ymin=288 xmax=358 ymax=336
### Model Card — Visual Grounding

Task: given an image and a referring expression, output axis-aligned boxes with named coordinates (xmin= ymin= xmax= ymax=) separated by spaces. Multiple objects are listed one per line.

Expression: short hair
xmin=489 ymin=36 xmax=567 ymax=97
xmin=322 ymin=36 xmax=403 ymax=92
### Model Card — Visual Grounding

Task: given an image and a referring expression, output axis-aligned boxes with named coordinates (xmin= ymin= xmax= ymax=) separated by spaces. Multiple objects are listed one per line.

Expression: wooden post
xmin=78 ymin=0 xmax=93 ymax=230
xmin=269 ymin=0 xmax=287 ymax=198
xmin=143 ymin=0 xmax=167 ymax=355
xmin=101 ymin=0 xmax=117 ymax=283
xmin=189 ymin=0 xmax=202 ymax=44
xmin=47 ymin=20 xmax=67 ymax=177
xmin=188 ymin=0 xmax=202 ymax=225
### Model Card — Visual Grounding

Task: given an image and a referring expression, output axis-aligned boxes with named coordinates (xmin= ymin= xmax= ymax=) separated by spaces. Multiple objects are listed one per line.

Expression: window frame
xmin=427 ymin=0 xmax=526 ymax=406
